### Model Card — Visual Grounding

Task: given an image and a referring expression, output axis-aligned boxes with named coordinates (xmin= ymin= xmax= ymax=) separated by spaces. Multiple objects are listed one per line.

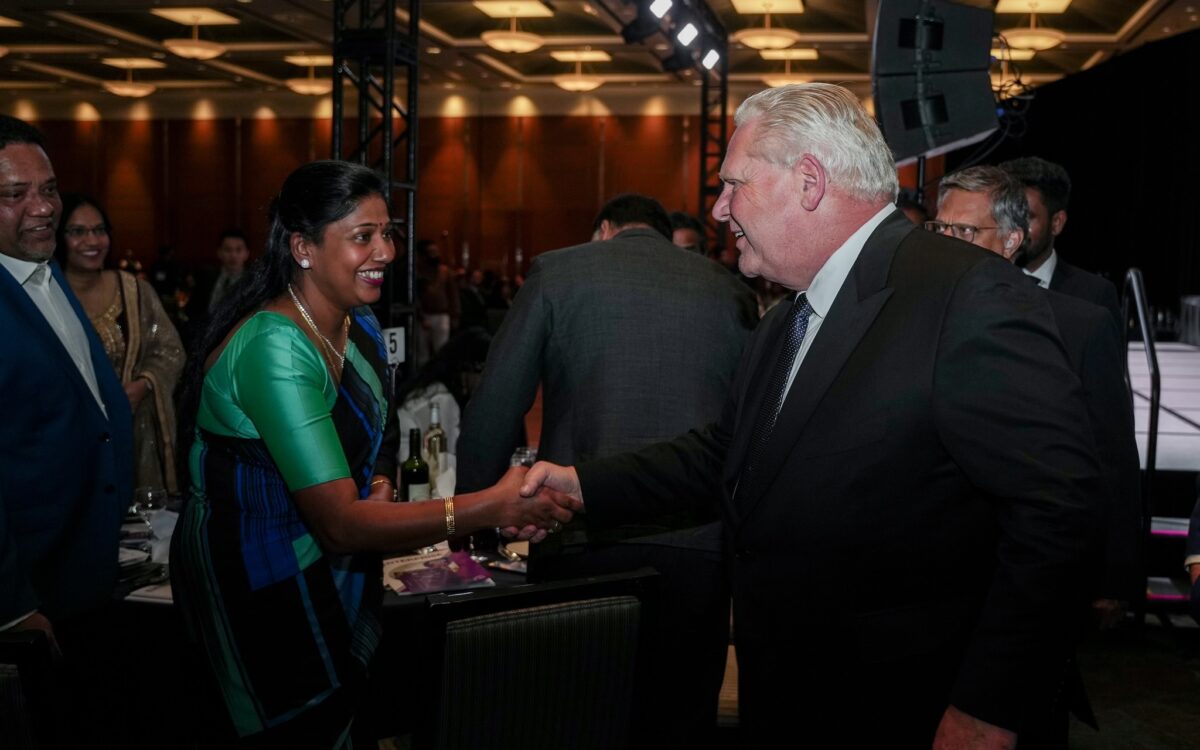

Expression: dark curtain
xmin=948 ymin=28 xmax=1200 ymax=313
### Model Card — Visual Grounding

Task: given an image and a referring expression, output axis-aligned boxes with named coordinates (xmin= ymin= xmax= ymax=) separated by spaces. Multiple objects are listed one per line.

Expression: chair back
xmin=415 ymin=568 xmax=660 ymax=750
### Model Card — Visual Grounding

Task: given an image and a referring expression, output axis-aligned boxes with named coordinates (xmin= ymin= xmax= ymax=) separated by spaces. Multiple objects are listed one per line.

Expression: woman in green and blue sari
xmin=171 ymin=160 xmax=577 ymax=748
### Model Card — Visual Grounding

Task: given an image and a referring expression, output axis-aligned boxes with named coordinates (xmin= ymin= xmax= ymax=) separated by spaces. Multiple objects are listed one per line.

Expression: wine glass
xmin=132 ymin=486 xmax=167 ymax=519
xmin=491 ymin=446 xmax=538 ymax=561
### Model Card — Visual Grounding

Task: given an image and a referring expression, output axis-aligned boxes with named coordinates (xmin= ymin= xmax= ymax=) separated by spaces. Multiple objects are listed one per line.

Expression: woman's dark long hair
xmin=55 ymin=193 xmax=114 ymax=270
xmin=175 ymin=160 xmax=389 ymax=493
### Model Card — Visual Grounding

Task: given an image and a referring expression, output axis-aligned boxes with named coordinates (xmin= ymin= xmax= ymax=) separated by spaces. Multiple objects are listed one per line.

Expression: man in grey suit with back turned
xmin=457 ymin=192 xmax=758 ymax=747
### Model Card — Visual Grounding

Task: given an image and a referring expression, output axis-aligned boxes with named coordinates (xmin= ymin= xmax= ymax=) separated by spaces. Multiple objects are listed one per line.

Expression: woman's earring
xmin=299 ymin=259 xmax=311 ymax=269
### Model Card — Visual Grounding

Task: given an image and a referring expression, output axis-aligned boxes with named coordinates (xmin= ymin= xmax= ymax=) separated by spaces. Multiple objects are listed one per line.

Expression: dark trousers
xmin=532 ymin=541 xmax=730 ymax=750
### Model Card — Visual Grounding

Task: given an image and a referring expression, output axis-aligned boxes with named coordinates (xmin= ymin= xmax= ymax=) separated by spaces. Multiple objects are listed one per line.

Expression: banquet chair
xmin=413 ymin=568 xmax=660 ymax=750
xmin=0 ymin=630 xmax=56 ymax=750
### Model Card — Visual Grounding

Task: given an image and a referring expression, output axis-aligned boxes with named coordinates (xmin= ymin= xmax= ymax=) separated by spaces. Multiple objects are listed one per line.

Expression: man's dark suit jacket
xmin=1050 ymin=257 xmax=1123 ymax=333
xmin=1045 ymin=290 xmax=1141 ymax=602
xmin=579 ymin=211 xmax=1101 ymax=746
xmin=0 ymin=260 xmax=133 ymax=624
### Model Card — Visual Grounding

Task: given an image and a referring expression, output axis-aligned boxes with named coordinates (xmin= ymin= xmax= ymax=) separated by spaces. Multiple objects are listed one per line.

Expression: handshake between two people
xmin=491 ymin=461 xmax=583 ymax=544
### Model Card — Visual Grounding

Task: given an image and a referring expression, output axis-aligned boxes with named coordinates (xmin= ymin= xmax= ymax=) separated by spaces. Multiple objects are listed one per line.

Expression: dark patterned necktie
xmin=742 ymin=293 xmax=814 ymax=485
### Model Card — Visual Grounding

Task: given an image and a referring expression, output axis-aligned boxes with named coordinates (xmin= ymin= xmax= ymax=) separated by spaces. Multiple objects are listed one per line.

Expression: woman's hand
xmin=487 ymin=465 xmax=581 ymax=537
xmin=124 ymin=377 xmax=152 ymax=410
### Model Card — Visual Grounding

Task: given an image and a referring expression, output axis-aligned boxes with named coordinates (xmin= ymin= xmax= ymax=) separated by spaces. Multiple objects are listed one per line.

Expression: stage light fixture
xmin=650 ymin=0 xmax=673 ymax=18
xmin=677 ymin=23 xmax=699 ymax=46
xmin=702 ymin=49 xmax=720 ymax=69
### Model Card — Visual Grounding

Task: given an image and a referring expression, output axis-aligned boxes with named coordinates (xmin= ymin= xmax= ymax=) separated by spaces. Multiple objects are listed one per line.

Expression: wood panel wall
xmin=35 ymin=114 xmax=932 ymax=278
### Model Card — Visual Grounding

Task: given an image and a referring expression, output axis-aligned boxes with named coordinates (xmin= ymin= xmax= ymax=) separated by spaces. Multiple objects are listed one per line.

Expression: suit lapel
xmin=724 ymin=301 xmax=792 ymax=483
xmin=0 ymin=262 xmax=115 ymax=423
xmin=734 ymin=211 xmax=911 ymax=524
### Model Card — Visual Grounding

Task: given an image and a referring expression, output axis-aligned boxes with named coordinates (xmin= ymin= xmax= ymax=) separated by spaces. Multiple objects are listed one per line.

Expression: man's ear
xmin=795 ymin=154 xmax=827 ymax=212
xmin=596 ymin=220 xmax=617 ymax=241
xmin=1002 ymin=228 xmax=1024 ymax=260
xmin=1050 ymin=209 xmax=1067 ymax=238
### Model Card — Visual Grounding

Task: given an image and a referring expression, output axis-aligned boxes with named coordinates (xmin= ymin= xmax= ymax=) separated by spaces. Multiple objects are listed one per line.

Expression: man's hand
xmin=490 ymin=465 xmax=582 ymax=543
xmin=520 ymin=461 xmax=583 ymax=504
xmin=933 ymin=706 xmax=1016 ymax=750
xmin=12 ymin=611 xmax=61 ymax=659
xmin=499 ymin=462 xmax=585 ymax=543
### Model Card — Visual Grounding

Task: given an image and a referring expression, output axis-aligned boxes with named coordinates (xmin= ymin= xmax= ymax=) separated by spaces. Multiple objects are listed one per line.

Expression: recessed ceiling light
xmin=550 ymin=50 xmax=612 ymax=62
xmin=284 ymin=55 xmax=333 ymax=67
xmin=427 ymin=46 xmax=442 ymax=55
xmin=990 ymin=47 xmax=1035 ymax=61
xmin=731 ymin=0 xmax=804 ymax=13
xmin=995 ymin=0 xmax=1071 ymax=12
xmin=473 ymin=1 xmax=553 ymax=18
xmin=102 ymin=58 xmax=167 ymax=69
xmin=760 ymin=48 xmax=819 ymax=60
xmin=150 ymin=8 xmax=240 ymax=25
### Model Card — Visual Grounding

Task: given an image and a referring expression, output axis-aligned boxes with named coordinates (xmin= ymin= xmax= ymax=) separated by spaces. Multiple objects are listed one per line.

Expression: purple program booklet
xmin=383 ymin=549 xmax=495 ymax=595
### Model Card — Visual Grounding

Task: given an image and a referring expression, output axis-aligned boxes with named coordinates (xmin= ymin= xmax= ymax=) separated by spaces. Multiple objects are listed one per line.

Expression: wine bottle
xmin=401 ymin=428 xmax=431 ymax=501
xmin=424 ymin=402 xmax=447 ymax=488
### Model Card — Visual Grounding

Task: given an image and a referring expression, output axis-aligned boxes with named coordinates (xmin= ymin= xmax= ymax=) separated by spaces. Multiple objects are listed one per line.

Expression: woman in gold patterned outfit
xmin=56 ymin=194 xmax=185 ymax=493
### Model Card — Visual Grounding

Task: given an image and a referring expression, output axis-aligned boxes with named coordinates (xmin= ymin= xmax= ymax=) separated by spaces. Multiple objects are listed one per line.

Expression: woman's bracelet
xmin=371 ymin=477 xmax=398 ymax=502
xmin=443 ymin=495 xmax=456 ymax=537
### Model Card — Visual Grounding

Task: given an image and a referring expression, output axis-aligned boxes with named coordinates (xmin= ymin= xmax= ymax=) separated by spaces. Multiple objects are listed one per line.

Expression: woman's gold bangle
xmin=443 ymin=495 xmax=456 ymax=537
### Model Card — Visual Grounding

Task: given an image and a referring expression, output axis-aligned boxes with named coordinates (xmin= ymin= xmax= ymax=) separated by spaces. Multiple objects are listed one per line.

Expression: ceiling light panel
xmin=550 ymin=50 xmax=612 ymax=62
xmin=285 ymin=55 xmax=334 ymax=67
xmin=732 ymin=0 xmax=804 ymax=14
xmin=991 ymin=47 xmax=1036 ymax=61
xmin=995 ymin=0 xmax=1072 ymax=13
xmin=102 ymin=58 xmax=167 ymax=69
xmin=150 ymin=8 xmax=241 ymax=26
xmin=760 ymin=48 xmax=819 ymax=60
xmin=473 ymin=2 xmax=554 ymax=18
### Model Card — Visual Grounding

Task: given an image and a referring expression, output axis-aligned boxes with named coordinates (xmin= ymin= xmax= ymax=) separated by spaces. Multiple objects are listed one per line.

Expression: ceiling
xmin=0 ymin=0 xmax=1191 ymax=104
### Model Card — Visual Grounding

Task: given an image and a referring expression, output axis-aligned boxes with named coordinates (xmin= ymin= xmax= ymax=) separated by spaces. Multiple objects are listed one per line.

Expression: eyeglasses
xmin=64 ymin=225 xmax=108 ymax=240
xmin=923 ymin=221 xmax=997 ymax=242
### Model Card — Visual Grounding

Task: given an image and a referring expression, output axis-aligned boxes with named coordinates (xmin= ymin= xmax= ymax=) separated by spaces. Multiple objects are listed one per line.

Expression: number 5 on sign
xmin=383 ymin=327 xmax=405 ymax=365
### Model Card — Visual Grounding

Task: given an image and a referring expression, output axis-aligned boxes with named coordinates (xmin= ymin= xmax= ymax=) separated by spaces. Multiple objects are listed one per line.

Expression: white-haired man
xmin=521 ymin=84 xmax=1101 ymax=748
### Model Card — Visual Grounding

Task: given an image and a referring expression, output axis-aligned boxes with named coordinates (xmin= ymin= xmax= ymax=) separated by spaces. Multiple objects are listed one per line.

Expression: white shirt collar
xmin=801 ymin=204 xmax=895 ymax=316
xmin=0 ymin=253 xmax=50 ymax=287
xmin=1024 ymin=248 xmax=1058 ymax=289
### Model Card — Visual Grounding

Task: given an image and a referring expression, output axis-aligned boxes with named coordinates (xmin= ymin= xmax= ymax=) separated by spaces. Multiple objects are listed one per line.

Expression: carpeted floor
xmin=1068 ymin=617 xmax=1200 ymax=749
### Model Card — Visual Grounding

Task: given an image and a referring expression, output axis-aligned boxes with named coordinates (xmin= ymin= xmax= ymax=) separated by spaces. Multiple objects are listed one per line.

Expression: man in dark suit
xmin=0 ymin=115 xmax=133 ymax=742
xmin=1000 ymin=157 xmax=1122 ymax=329
xmin=934 ymin=165 xmax=1141 ymax=746
xmin=458 ymin=193 xmax=758 ymax=746
xmin=521 ymin=84 xmax=1101 ymax=748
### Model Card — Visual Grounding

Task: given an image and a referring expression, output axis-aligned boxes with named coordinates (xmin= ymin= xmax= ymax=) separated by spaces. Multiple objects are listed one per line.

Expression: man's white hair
xmin=735 ymin=83 xmax=899 ymax=203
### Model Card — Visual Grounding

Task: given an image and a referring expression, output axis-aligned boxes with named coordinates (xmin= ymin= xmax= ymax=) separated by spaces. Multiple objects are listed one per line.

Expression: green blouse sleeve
xmin=231 ymin=318 xmax=351 ymax=491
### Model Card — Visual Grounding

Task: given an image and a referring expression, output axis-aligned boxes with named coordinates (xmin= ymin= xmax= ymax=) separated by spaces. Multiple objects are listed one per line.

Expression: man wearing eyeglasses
xmin=932 ymin=165 xmax=1140 ymax=747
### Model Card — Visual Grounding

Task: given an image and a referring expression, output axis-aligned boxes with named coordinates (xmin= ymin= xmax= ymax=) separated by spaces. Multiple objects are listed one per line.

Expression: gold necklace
xmin=287 ymin=284 xmax=350 ymax=371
